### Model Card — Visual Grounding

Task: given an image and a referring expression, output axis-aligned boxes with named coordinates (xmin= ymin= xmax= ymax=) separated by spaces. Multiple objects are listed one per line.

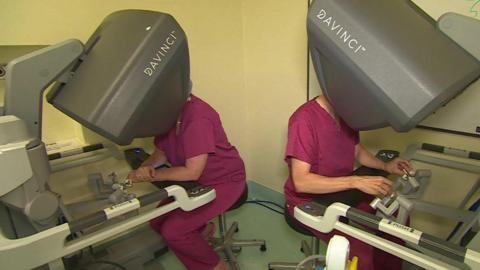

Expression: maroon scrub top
xmin=284 ymin=98 xmax=359 ymax=206
xmin=154 ymin=95 xmax=245 ymax=185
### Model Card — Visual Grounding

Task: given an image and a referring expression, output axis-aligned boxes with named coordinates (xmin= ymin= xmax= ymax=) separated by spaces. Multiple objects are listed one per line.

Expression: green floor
xmin=149 ymin=203 xmax=326 ymax=270
xmin=149 ymin=202 xmax=327 ymax=270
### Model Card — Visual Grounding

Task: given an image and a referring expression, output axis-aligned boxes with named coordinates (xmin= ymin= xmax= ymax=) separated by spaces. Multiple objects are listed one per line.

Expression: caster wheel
xmin=235 ymin=227 xmax=239 ymax=233
xmin=260 ymin=244 xmax=267 ymax=252
xmin=233 ymin=247 xmax=242 ymax=254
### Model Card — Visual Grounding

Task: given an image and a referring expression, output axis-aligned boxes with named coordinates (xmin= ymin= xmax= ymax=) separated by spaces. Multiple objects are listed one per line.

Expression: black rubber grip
xmin=353 ymin=166 xmax=389 ymax=177
xmin=346 ymin=208 xmax=382 ymax=230
xmin=469 ymin=151 xmax=480 ymax=161
xmin=0 ymin=64 xmax=6 ymax=78
xmin=137 ymin=189 xmax=169 ymax=207
xmin=48 ymin=152 xmax=62 ymax=160
xmin=48 ymin=143 xmax=104 ymax=160
xmin=124 ymin=148 xmax=151 ymax=170
xmin=419 ymin=234 xmax=467 ymax=262
xmin=69 ymin=211 xmax=107 ymax=233
xmin=314 ymin=189 xmax=366 ymax=207
xmin=83 ymin=143 xmax=104 ymax=152
xmin=421 ymin=143 xmax=444 ymax=153
xmin=152 ymin=180 xmax=199 ymax=191
xmin=298 ymin=202 xmax=328 ymax=216
xmin=375 ymin=150 xmax=399 ymax=162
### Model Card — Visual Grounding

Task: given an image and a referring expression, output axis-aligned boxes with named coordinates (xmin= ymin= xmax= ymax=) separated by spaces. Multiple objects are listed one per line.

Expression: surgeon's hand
xmin=352 ymin=175 xmax=393 ymax=197
xmin=128 ymin=166 xmax=156 ymax=182
xmin=384 ymin=158 xmax=414 ymax=176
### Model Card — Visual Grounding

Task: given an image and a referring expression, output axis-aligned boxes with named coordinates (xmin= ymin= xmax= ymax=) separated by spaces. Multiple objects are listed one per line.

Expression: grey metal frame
xmin=438 ymin=13 xmax=480 ymax=61
xmin=403 ymin=143 xmax=480 ymax=246
xmin=4 ymin=39 xmax=83 ymax=140
xmin=294 ymin=202 xmax=480 ymax=270
xmin=1 ymin=40 xmax=84 ymax=234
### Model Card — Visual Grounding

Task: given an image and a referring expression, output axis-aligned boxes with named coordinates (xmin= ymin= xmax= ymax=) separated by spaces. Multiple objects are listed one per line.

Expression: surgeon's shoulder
xmin=289 ymin=100 xmax=316 ymax=122
xmin=185 ymin=95 xmax=219 ymax=121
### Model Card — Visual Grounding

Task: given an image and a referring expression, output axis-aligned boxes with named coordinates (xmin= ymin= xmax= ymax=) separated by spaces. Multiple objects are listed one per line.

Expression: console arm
xmin=4 ymin=39 xmax=83 ymax=140
xmin=438 ymin=13 xmax=480 ymax=61
xmin=0 ymin=185 xmax=215 ymax=269
xmin=295 ymin=202 xmax=480 ymax=270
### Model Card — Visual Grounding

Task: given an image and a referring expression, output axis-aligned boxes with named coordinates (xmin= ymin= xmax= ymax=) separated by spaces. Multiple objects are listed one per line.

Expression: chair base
xmin=268 ymin=262 xmax=324 ymax=270
xmin=210 ymin=218 xmax=267 ymax=270
xmin=268 ymin=237 xmax=324 ymax=270
xmin=268 ymin=262 xmax=316 ymax=270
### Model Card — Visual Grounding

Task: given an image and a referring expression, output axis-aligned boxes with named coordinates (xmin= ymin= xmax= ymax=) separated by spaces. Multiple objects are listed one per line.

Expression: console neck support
xmin=4 ymin=39 xmax=83 ymax=141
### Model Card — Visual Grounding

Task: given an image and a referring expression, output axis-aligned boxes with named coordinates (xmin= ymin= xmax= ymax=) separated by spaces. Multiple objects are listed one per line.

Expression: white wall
xmin=242 ymin=0 xmax=308 ymax=191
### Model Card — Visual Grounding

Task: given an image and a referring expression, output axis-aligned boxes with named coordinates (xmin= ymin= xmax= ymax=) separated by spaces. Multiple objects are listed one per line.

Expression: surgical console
xmin=0 ymin=10 xmax=215 ymax=270
xmin=296 ymin=0 xmax=480 ymax=269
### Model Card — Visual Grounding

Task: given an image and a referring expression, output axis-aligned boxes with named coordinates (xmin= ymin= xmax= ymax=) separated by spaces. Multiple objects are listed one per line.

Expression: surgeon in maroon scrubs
xmin=129 ymin=94 xmax=245 ymax=270
xmin=284 ymin=95 xmax=413 ymax=270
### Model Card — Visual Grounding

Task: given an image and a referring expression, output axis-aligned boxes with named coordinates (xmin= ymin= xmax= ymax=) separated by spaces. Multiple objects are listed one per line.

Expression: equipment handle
xmin=69 ymin=189 xmax=168 ymax=233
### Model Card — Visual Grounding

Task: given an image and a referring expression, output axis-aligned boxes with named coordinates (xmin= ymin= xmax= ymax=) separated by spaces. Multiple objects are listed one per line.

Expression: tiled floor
xmin=148 ymin=202 xmax=327 ymax=270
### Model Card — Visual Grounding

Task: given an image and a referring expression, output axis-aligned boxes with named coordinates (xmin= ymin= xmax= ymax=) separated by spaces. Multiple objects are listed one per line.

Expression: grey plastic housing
xmin=438 ymin=13 xmax=480 ymax=61
xmin=308 ymin=0 xmax=480 ymax=131
xmin=48 ymin=10 xmax=190 ymax=145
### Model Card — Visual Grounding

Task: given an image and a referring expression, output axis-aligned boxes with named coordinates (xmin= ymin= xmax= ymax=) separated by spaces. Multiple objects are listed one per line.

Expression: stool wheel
xmin=235 ymin=227 xmax=239 ymax=233
xmin=260 ymin=244 xmax=267 ymax=252
xmin=232 ymin=246 xmax=242 ymax=254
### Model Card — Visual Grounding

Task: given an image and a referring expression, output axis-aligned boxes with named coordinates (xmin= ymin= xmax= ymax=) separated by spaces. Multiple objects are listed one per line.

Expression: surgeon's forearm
xmin=293 ymin=173 xmax=356 ymax=194
xmin=291 ymin=158 xmax=356 ymax=194
xmin=148 ymin=154 xmax=207 ymax=182
xmin=355 ymin=144 xmax=386 ymax=171
xmin=150 ymin=166 xmax=200 ymax=182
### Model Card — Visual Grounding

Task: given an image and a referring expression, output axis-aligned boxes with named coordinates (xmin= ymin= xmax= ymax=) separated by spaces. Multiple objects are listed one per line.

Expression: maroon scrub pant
xmin=150 ymin=180 xmax=244 ymax=270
